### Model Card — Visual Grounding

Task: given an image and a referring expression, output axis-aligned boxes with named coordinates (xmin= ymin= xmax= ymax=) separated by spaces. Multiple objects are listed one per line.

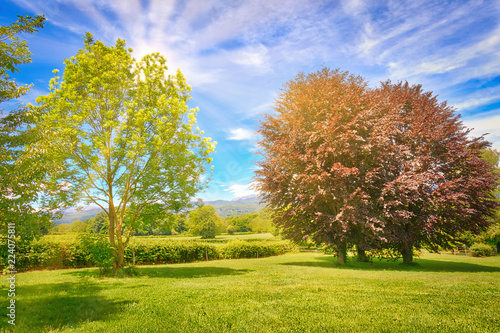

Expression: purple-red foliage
xmin=255 ymin=68 xmax=499 ymax=264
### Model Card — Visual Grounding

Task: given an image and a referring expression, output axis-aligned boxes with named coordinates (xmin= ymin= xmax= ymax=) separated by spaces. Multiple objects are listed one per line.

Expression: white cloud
xmin=453 ymin=95 xmax=500 ymax=111
xmin=224 ymin=182 xmax=257 ymax=198
xmin=228 ymin=128 xmax=255 ymax=140
xmin=232 ymin=44 xmax=271 ymax=73
xmin=463 ymin=113 xmax=500 ymax=151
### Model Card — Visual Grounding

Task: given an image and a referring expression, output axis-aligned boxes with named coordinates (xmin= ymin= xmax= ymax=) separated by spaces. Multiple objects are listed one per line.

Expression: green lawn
xmin=1 ymin=252 xmax=499 ymax=332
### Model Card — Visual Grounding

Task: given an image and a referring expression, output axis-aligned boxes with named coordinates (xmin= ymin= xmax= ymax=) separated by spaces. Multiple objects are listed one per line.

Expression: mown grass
xmin=1 ymin=252 xmax=499 ymax=332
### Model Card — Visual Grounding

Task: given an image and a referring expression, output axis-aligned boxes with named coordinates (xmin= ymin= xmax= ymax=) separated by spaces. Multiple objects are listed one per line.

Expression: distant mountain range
xmin=204 ymin=195 xmax=264 ymax=217
xmin=55 ymin=196 xmax=264 ymax=225
xmin=54 ymin=206 xmax=103 ymax=225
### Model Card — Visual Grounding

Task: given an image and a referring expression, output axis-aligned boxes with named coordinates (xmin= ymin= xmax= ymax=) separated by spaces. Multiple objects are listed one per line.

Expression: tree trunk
xmin=116 ymin=245 xmax=124 ymax=269
xmin=401 ymin=243 xmax=413 ymax=265
xmin=356 ymin=245 xmax=368 ymax=262
xmin=337 ymin=242 xmax=347 ymax=265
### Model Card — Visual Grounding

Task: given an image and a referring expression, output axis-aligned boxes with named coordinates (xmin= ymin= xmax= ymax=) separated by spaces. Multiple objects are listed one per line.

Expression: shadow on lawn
xmin=64 ymin=265 xmax=252 ymax=279
xmin=282 ymin=255 xmax=500 ymax=272
xmin=138 ymin=266 xmax=252 ymax=278
xmin=11 ymin=282 xmax=129 ymax=332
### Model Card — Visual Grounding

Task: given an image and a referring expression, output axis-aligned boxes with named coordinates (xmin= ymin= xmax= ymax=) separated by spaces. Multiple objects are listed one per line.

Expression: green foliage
xmin=25 ymin=33 xmax=215 ymax=269
xmin=2 ymin=236 xmax=293 ymax=271
xmin=220 ymin=239 xmax=291 ymax=259
xmin=366 ymin=247 xmax=422 ymax=261
xmin=0 ymin=14 xmax=45 ymax=102
xmin=470 ymin=243 xmax=495 ymax=257
xmin=77 ymin=234 xmax=115 ymax=273
xmin=0 ymin=15 xmax=51 ymax=250
xmin=227 ymin=225 xmax=236 ymax=235
xmin=225 ymin=212 xmax=258 ymax=232
xmin=86 ymin=212 xmax=109 ymax=234
xmin=188 ymin=205 xmax=222 ymax=239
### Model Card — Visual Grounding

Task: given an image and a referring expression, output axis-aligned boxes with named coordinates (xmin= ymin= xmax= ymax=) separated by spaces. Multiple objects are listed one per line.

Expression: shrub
xmin=77 ymin=233 xmax=115 ymax=273
xmin=470 ymin=243 xmax=494 ymax=257
xmin=366 ymin=248 xmax=422 ymax=261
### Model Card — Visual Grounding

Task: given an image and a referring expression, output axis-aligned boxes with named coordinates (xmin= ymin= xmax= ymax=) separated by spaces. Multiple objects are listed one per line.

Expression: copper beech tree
xmin=255 ymin=68 xmax=499 ymax=264
xmin=369 ymin=82 xmax=499 ymax=264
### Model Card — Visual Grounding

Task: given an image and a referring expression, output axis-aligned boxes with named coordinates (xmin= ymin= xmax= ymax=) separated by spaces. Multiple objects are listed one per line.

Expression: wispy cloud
xmin=463 ymin=113 xmax=500 ymax=151
xmin=227 ymin=128 xmax=255 ymax=141
xmin=224 ymin=182 xmax=257 ymax=198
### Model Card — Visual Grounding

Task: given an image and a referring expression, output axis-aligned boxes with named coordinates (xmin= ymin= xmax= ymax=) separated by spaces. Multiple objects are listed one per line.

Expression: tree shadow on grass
xmin=8 ymin=282 xmax=130 ymax=332
xmin=64 ymin=265 xmax=252 ymax=279
xmin=282 ymin=255 xmax=500 ymax=272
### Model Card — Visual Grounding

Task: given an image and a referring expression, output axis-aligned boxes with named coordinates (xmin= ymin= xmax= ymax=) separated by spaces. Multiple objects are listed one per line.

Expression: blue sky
xmin=2 ymin=0 xmax=499 ymax=201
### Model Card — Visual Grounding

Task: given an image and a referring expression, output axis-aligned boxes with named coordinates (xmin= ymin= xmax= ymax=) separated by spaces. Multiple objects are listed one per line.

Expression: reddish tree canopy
xmin=255 ymin=68 xmax=381 ymax=264
xmin=369 ymin=81 xmax=499 ymax=263
xmin=255 ymin=68 xmax=499 ymax=264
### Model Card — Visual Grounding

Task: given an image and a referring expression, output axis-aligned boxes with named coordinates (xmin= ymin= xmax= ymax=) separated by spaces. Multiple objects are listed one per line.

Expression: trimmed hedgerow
xmin=2 ymin=237 xmax=294 ymax=271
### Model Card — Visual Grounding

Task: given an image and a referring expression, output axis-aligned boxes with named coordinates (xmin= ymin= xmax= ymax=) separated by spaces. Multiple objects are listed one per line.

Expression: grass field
xmin=1 ymin=252 xmax=499 ymax=332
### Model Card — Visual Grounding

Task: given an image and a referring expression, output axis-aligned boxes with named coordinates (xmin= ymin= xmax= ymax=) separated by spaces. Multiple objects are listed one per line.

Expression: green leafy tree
xmin=131 ymin=204 xmax=180 ymax=235
xmin=87 ymin=212 xmax=109 ymax=234
xmin=0 ymin=15 xmax=45 ymax=103
xmin=70 ymin=220 xmax=88 ymax=233
xmin=250 ymin=208 xmax=278 ymax=234
xmin=0 ymin=15 xmax=49 ymax=259
xmin=28 ymin=33 xmax=215 ymax=270
xmin=188 ymin=205 xmax=222 ymax=239
xmin=225 ymin=212 xmax=258 ymax=232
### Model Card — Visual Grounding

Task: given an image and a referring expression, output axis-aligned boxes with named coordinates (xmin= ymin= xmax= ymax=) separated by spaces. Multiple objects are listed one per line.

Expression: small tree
xmin=188 ymin=205 xmax=221 ymax=239
xmin=28 ymin=34 xmax=215 ymax=270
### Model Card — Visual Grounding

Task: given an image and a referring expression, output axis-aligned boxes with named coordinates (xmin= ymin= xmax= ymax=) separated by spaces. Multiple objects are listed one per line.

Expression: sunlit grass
xmin=1 ymin=252 xmax=499 ymax=332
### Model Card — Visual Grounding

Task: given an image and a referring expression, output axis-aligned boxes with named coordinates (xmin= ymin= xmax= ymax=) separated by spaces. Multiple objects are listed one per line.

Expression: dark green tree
xmin=0 ymin=15 xmax=49 ymax=258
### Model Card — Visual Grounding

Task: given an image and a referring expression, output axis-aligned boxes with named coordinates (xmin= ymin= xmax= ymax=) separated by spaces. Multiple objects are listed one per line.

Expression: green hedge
xmin=1 ymin=237 xmax=294 ymax=272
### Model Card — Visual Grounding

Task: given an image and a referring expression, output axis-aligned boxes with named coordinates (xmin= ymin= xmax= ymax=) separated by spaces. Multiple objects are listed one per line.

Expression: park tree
xmin=188 ymin=205 xmax=223 ymax=239
xmin=28 ymin=33 xmax=215 ymax=270
xmin=255 ymin=68 xmax=381 ymax=264
xmin=0 ymin=15 xmax=50 ymax=254
xmin=369 ymin=82 xmax=499 ymax=264
xmin=256 ymin=68 xmax=499 ymax=265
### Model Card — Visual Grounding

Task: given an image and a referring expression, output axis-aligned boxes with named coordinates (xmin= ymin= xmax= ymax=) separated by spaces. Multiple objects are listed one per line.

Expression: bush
xmin=77 ymin=233 xmax=115 ymax=273
xmin=366 ymin=248 xmax=422 ymax=261
xmin=470 ymin=243 xmax=495 ymax=257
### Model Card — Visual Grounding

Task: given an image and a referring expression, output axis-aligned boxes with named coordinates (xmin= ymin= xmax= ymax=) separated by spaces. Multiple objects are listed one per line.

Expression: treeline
xmin=48 ymin=205 xmax=277 ymax=238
